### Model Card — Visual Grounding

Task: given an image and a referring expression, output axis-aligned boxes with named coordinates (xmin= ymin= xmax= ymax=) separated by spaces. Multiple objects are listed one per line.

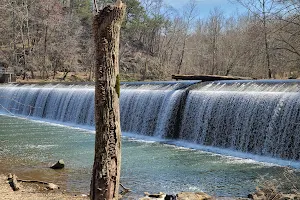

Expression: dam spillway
xmin=0 ymin=81 xmax=299 ymax=161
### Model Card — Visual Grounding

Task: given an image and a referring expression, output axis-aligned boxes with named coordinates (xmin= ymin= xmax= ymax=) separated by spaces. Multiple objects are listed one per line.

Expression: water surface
xmin=0 ymin=114 xmax=299 ymax=197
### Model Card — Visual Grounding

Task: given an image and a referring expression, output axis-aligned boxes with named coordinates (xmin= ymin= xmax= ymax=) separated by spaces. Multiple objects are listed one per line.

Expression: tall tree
xmin=206 ymin=7 xmax=224 ymax=75
xmin=234 ymin=0 xmax=276 ymax=78
xmin=176 ymin=0 xmax=198 ymax=74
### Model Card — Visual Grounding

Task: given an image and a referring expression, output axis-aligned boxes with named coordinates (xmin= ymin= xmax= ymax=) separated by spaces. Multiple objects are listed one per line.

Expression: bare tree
xmin=234 ymin=0 xmax=277 ymax=78
xmin=273 ymin=0 xmax=300 ymax=76
xmin=205 ymin=8 xmax=224 ymax=75
xmin=176 ymin=0 xmax=198 ymax=74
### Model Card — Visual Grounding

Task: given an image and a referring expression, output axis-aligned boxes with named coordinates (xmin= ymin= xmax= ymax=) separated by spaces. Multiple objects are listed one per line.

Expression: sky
xmin=163 ymin=0 xmax=247 ymax=18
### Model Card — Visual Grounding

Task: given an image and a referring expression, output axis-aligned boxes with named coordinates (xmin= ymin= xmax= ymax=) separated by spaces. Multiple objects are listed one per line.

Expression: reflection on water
xmin=0 ymin=114 xmax=299 ymax=197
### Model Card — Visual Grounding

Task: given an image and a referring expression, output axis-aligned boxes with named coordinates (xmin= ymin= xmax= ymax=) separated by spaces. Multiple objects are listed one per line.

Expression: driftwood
xmin=172 ymin=74 xmax=254 ymax=82
xmin=7 ymin=173 xmax=19 ymax=191
xmin=120 ymin=183 xmax=131 ymax=195
xmin=17 ymin=179 xmax=60 ymax=190
xmin=7 ymin=173 xmax=59 ymax=190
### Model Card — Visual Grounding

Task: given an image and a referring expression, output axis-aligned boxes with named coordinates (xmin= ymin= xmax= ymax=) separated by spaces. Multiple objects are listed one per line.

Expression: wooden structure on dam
xmin=172 ymin=74 xmax=254 ymax=82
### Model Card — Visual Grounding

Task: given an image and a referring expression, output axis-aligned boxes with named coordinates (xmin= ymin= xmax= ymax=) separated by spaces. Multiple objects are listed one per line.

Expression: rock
xmin=140 ymin=192 xmax=166 ymax=200
xmin=248 ymin=193 xmax=266 ymax=200
xmin=45 ymin=183 xmax=59 ymax=190
xmin=262 ymin=193 xmax=300 ymax=200
xmin=165 ymin=194 xmax=177 ymax=200
xmin=145 ymin=192 xmax=165 ymax=198
xmin=248 ymin=186 xmax=285 ymax=200
xmin=177 ymin=192 xmax=212 ymax=200
xmin=290 ymin=189 xmax=298 ymax=195
xmin=281 ymin=193 xmax=300 ymax=200
xmin=50 ymin=159 xmax=65 ymax=169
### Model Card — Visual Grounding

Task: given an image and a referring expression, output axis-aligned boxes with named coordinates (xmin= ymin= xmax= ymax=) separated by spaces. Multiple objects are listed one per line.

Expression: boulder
xmin=177 ymin=192 xmax=212 ymax=200
xmin=165 ymin=194 xmax=177 ymax=200
xmin=248 ymin=186 xmax=282 ymax=200
xmin=50 ymin=159 xmax=65 ymax=169
xmin=46 ymin=183 xmax=60 ymax=190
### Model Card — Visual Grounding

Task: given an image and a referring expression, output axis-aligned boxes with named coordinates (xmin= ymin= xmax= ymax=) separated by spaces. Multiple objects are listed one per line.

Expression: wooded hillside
xmin=0 ymin=0 xmax=299 ymax=81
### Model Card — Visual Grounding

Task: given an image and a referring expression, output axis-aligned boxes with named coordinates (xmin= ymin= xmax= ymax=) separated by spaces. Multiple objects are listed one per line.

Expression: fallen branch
xmin=120 ymin=183 xmax=131 ymax=195
xmin=17 ymin=179 xmax=49 ymax=184
xmin=17 ymin=179 xmax=60 ymax=190
xmin=7 ymin=173 xmax=59 ymax=190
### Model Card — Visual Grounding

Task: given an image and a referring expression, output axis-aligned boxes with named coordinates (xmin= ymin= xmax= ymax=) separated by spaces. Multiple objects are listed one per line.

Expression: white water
xmin=120 ymin=84 xmax=186 ymax=137
xmin=0 ymin=81 xmax=300 ymax=161
xmin=0 ymin=84 xmax=95 ymax=125
xmin=179 ymin=82 xmax=300 ymax=160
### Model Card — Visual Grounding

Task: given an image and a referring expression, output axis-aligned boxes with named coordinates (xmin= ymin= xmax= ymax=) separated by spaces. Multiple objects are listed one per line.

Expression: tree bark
xmin=91 ymin=1 xmax=126 ymax=200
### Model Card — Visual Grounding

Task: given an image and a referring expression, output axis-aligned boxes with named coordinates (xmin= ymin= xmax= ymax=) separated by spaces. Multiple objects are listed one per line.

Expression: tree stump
xmin=90 ymin=1 xmax=126 ymax=200
xmin=7 ymin=174 xmax=19 ymax=191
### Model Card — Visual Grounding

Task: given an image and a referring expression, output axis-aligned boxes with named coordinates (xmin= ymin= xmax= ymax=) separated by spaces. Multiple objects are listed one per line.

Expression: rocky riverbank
xmin=2 ymin=173 xmax=300 ymax=200
xmin=0 ymin=174 xmax=232 ymax=200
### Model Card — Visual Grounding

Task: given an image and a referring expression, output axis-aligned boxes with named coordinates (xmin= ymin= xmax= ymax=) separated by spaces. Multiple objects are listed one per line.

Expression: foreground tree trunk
xmin=91 ymin=1 xmax=126 ymax=200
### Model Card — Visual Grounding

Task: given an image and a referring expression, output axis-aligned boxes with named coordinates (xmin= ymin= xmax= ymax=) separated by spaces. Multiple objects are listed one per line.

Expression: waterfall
xmin=0 ymin=81 xmax=300 ymax=161
xmin=0 ymin=84 xmax=95 ymax=126
xmin=120 ymin=82 xmax=189 ymax=137
xmin=179 ymin=82 xmax=300 ymax=160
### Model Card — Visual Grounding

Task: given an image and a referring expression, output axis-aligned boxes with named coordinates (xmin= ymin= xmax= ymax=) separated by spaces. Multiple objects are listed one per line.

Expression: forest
xmin=0 ymin=0 xmax=300 ymax=81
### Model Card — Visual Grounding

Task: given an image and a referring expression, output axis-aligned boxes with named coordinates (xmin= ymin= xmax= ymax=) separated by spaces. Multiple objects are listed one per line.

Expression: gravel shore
xmin=0 ymin=174 xmax=88 ymax=200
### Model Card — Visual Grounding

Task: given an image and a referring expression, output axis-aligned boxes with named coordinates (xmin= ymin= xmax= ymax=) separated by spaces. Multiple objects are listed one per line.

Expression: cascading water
xmin=0 ymin=81 xmax=299 ymax=161
xmin=120 ymin=83 xmax=189 ymax=137
xmin=0 ymin=84 xmax=95 ymax=126
xmin=179 ymin=82 xmax=300 ymax=160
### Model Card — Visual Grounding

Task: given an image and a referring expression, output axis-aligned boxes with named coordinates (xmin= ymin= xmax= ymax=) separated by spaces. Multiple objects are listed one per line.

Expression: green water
xmin=0 ymin=115 xmax=299 ymax=197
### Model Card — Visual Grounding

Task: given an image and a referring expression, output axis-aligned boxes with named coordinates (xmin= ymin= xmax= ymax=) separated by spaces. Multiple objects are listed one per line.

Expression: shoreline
xmin=0 ymin=174 xmax=88 ymax=200
xmin=3 ymin=172 xmax=299 ymax=200
xmin=0 ymin=174 xmax=238 ymax=200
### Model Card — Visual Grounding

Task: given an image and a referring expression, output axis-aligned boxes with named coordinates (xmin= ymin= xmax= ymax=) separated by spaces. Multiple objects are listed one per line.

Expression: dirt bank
xmin=0 ymin=174 xmax=88 ymax=200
